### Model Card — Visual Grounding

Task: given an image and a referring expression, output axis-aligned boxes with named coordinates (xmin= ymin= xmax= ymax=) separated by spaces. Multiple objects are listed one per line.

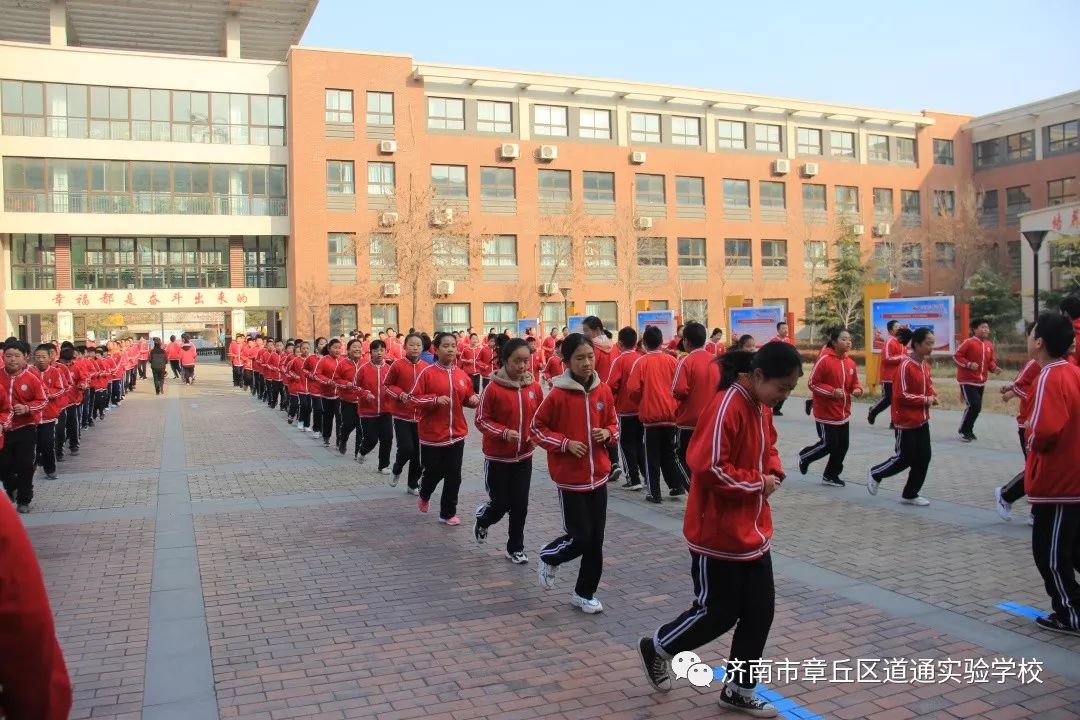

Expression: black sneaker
xmin=798 ymin=457 xmax=809 ymax=475
xmin=644 ymin=495 xmax=662 ymax=504
xmin=636 ymin=637 xmax=672 ymax=692
xmin=56 ymin=454 xmax=65 ymax=463
xmin=16 ymin=503 xmax=30 ymax=515
xmin=958 ymin=433 xmax=974 ymax=443
xmin=46 ymin=472 xmax=57 ymax=480
xmin=867 ymin=411 xmax=876 ymax=426
xmin=1035 ymin=614 xmax=1080 ymax=636
xmin=669 ymin=487 xmax=685 ymax=498
xmin=609 ymin=466 xmax=623 ymax=484
xmin=773 ymin=410 xmax=783 ymax=417
xmin=804 ymin=398 xmax=813 ymax=416
xmin=625 ymin=480 xmax=643 ymax=491
xmin=473 ymin=514 xmax=488 ymax=544
xmin=70 ymin=448 xmax=80 ymax=456
xmin=718 ymin=686 xmax=778 ymax=718
xmin=822 ymin=476 xmax=846 ymax=487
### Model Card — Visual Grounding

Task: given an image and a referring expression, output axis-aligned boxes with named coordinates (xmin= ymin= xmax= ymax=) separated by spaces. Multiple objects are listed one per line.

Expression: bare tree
xmin=928 ymin=182 xmax=990 ymax=299
xmin=802 ymin=222 xmax=830 ymax=344
xmin=537 ymin=203 xmax=592 ymax=321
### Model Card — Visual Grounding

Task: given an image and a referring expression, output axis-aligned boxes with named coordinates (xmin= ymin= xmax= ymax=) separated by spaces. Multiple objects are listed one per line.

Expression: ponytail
xmin=716 ymin=342 xmax=803 ymax=391
xmin=895 ymin=327 xmax=914 ymax=346
xmin=717 ymin=350 xmax=754 ymax=390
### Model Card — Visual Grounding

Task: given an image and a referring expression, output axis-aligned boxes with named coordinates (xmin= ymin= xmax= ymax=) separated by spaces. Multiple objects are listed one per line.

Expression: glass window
xmin=328 ymin=232 xmax=356 ymax=267
xmin=677 ymin=237 xmax=706 ymax=267
xmin=583 ymin=171 xmax=614 ymax=202
xmin=1007 ymin=241 xmax=1022 ymax=280
xmin=326 ymin=160 xmax=355 ymax=194
xmin=480 ymin=167 xmax=515 ymax=199
xmin=541 ymin=302 xmax=566 ymax=327
xmin=868 ymin=134 xmax=890 ymax=162
xmin=630 ymin=112 xmax=661 ymax=143
xmin=538 ymin=169 xmax=571 ymax=202
xmin=717 ymin=120 xmax=746 ymax=149
xmin=637 ymin=237 xmax=668 ymax=266
xmin=539 ymin=236 xmax=571 ymax=267
xmin=797 ymin=127 xmax=822 ymax=155
xmin=476 ymin=100 xmax=512 ymax=133
xmin=830 ymin=131 xmax=855 ymax=158
xmin=1048 ymin=178 xmax=1076 ymax=206
xmin=975 ymin=139 xmax=999 ymax=168
xmin=933 ymin=139 xmax=954 ymax=165
xmin=933 ymin=190 xmax=955 ymax=216
xmin=675 ymin=176 xmax=704 ymax=206
xmin=804 ymin=240 xmax=827 ymax=270
xmin=902 ymin=243 xmax=923 ymax=279
xmin=369 ymin=233 xmax=393 ymax=269
xmin=723 ymin=179 xmax=750 ymax=208
xmin=803 ymin=183 xmax=827 ymax=211
xmin=366 ymin=91 xmax=393 ymax=126
xmin=434 ymin=303 xmax=470 ymax=332
xmin=585 ymin=301 xmax=617 ymax=329
xmin=585 ymin=237 xmax=616 ymax=268
xmin=482 ymin=235 xmax=517 ymax=266
xmin=367 ymin=162 xmax=394 ymax=196
xmin=243 ymin=236 xmax=286 ymax=287
xmin=1006 ymin=131 xmax=1034 ymax=161
xmin=635 ymin=174 xmax=665 ymax=205
xmin=432 ymin=236 xmax=468 ymax=267
xmin=935 ymin=242 xmax=956 ymax=268
xmin=329 ymin=305 xmax=358 ymax=336
xmin=534 ymin=105 xmax=568 ymax=137
xmin=873 ymin=188 xmax=893 ymax=216
xmin=371 ymin=304 xmax=399 ymax=331
xmin=483 ymin=303 xmax=518 ymax=326
xmin=683 ymin=300 xmax=708 ymax=323
xmin=1047 ymin=120 xmax=1080 ymax=153
xmin=760 ymin=181 xmax=786 ymax=209
xmin=901 ymin=189 xmax=921 ymax=219
xmin=896 ymin=137 xmax=916 ymax=163
xmin=1006 ymin=185 xmax=1031 ymax=217
xmin=761 ymin=239 xmax=788 ymax=267
xmin=835 ymin=185 xmax=859 ymax=215
xmin=724 ymin=239 xmax=752 ymax=267
xmin=431 ymin=164 xmax=467 ymax=198
xmin=754 ymin=124 xmax=782 ymax=152
xmin=579 ymin=108 xmax=611 ymax=139
xmin=979 ymin=189 xmax=999 ymax=218
xmin=11 ymin=234 xmax=55 ymax=289
xmin=427 ymin=97 xmax=465 ymax=130
xmin=671 ymin=116 xmax=701 ymax=146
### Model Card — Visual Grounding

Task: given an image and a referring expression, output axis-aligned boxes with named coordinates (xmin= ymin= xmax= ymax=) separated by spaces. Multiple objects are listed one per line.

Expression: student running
xmin=798 ymin=327 xmax=862 ymax=487
xmin=953 ymin=318 xmax=1001 ymax=442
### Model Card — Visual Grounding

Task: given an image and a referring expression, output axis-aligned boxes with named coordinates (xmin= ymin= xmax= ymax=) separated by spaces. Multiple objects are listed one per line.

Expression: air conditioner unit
xmin=382 ymin=282 xmax=400 ymax=297
xmin=430 ymin=207 xmax=453 ymax=226
xmin=500 ymin=143 xmax=520 ymax=159
xmin=630 ymin=151 xmax=647 ymax=164
xmin=540 ymin=282 xmax=559 ymax=296
xmin=853 ymin=223 xmax=866 ymax=236
xmin=801 ymin=162 xmax=819 ymax=177
xmin=635 ymin=216 xmax=654 ymax=230
xmin=435 ymin=279 xmax=455 ymax=296
xmin=379 ymin=211 xmax=398 ymax=227
xmin=538 ymin=145 xmax=558 ymax=161
xmin=379 ymin=139 xmax=397 ymax=154
xmin=874 ymin=222 xmax=891 ymax=237
xmin=772 ymin=159 xmax=790 ymax=175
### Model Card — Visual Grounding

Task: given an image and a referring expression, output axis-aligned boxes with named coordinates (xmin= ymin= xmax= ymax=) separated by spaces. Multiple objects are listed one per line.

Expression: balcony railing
xmin=4 ymin=190 xmax=286 ymax=216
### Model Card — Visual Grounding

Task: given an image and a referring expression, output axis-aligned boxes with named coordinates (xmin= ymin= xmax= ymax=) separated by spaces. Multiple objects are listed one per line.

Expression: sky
xmin=300 ymin=0 xmax=1079 ymax=116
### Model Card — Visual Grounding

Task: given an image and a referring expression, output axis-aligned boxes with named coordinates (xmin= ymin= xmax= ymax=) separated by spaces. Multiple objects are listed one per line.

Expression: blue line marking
xmin=997 ymin=601 xmax=1044 ymax=620
xmin=711 ymin=666 xmax=825 ymax=720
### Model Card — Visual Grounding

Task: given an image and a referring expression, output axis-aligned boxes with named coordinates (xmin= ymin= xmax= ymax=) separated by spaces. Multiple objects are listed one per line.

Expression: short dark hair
xmin=60 ymin=347 xmax=75 ymax=361
xmin=617 ymin=326 xmax=638 ymax=349
xmin=683 ymin=322 xmax=707 ymax=349
xmin=369 ymin=339 xmax=386 ymax=351
xmin=825 ymin=326 xmax=850 ymax=348
xmin=560 ymin=333 xmax=593 ymax=364
xmin=1034 ymin=311 xmax=1075 ymax=358
xmin=971 ymin=318 xmax=990 ymax=331
xmin=1060 ymin=294 xmax=1080 ymax=321
xmin=642 ymin=326 xmax=663 ymax=350
xmin=886 ymin=320 xmax=900 ymax=332
xmin=34 ymin=343 xmax=52 ymax=355
xmin=776 ymin=321 xmax=787 ymax=330
xmin=500 ymin=338 xmax=529 ymax=365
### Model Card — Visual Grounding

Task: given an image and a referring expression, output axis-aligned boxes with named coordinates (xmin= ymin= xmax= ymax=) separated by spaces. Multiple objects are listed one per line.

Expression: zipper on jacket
xmin=446 ymin=366 xmax=455 ymax=442
xmin=516 ymin=386 xmax=524 ymax=456
xmin=584 ymin=390 xmax=595 ymax=488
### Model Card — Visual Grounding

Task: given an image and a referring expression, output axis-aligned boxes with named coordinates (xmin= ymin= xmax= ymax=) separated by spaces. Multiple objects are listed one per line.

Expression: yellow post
xmin=863 ymin=282 xmax=891 ymax=391
xmin=634 ymin=299 xmax=650 ymax=312
xmin=724 ymin=294 xmax=744 ymax=334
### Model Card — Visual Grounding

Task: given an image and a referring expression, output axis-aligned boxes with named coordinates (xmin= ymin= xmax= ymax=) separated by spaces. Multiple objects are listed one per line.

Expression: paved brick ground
xmin=21 ymin=363 xmax=1080 ymax=720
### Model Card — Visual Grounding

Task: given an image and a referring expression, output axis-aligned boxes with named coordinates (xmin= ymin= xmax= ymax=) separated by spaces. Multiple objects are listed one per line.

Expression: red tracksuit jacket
xmin=1009 ymin=359 xmax=1041 ymax=430
xmin=384 ymin=357 xmax=429 ymax=421
xmin=954 ymin=336 xmax=998 ymax=386
xmin=301 ymin=353 xmax=321 ymax=394
xmin=408 ymin=363 xmax=479 ymax=445
xmin=474 ymin=369 xmax=544 ymax=463
xmin=891 ymin=355 xmax=935 ymax=429
xmin=1071 ymin=319 xmax=1080 ymax=367
xmin=314 ymin=355 xmax=344 ymax=399
xmin=355 ymin=361 xmax=391 ymax=417
xmin=542 ymin=355 xmax=564 ymax=383
xmin=179 ymin=343 xmax=197 ymax=368
xmin=606 ymin=348 xmax=643 ymax=416
xmin=684 ymin=381 xmax=785 ymax=562
xmin=284 ymin=354 xmax=305 ymax=395
xmin=32 ymin=365 xmax=67 ymax=423
xmin=3 ymin=368 xmax=47 ymax=431
xmin=627 ymin=350 xmax=678 ymax=426
xmin=0 ymin=382 xmax=11 ymax=450
xmin=880 ymin=335 xmax=905 ymax=384
xmin=475 ymin=346 xmax=495 ymax=378
xmin=672 ymin=348 xmax=721 ymax=429
xmin=590 ymin=336 xmax=615 ymax=383
xmin=457 ymin=344 xmax=476 ymax=375
xmin=1024 ymin=359 xmax=1080 ymax=504
xmin=531 ymin=371 xmax=619 ymax=492
xmin=332 ymin=358 xmax=361 ymax=404
xmin=807 ymin=347 xmax=862 ymax=424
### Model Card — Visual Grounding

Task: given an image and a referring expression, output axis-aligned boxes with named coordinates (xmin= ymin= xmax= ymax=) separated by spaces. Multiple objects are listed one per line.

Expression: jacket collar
xmin=552 ymin=369 xmax=599 ymax=393
xmin=490 ymin=367 xmax=536 ymax=389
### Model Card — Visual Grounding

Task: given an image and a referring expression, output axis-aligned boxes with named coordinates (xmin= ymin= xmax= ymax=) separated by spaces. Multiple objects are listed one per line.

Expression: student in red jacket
xmin=408 ymin=332 xmax=480 ymax=524
xmin=228 ymin=334 xmax=244 ymax=388
xmin=287 ymin=341 xmax=310 ymax=429
xmin=55 ymin=346 xmax=82 ymax=460
xmin=607 ymin=327 xmax=644 ymax=491
xmin=627 ymin=326 xmax=686 ymax=503
xmin=355 ymin=340 xmax=394 ymax=471
xmin=1 ymin=340 xmax=48 ymax=513
xmin=475 ymin=334 xmax=497 ymax=388
xmin=672 ymin=322 xmax=720 ymax=482
xmin=867 ymin=320 xmax=905 ymax=426
xmin=582 ymin=316 xmax=623 ymax=486
xmin=165 ymin=334 xmax=182 ymax=379
xmin=31 ymin=344 xmax=67 ymax=481
xmin=313 ymin=339 xmax=345 ymax=447
xmin=179 ymin=335 xmax=198 ymax=385
xmin=704 ymin=328 xmax=725 ymax=356
xmin=637 ymin=342 xmax=800 ymax=716
xmin=954 ymin=318 xmax=1001 ymax=442
xmin=798 ymin=327 xmax=863 ymax=487
xmin=542 ymin=340 xmax=564 ymax=384
xmin=868 ymin=327 xmax=938 ymax=506
xmin=333 ymin=339 xmax=364 ymax=456
xmin=1060 ymin=295 xmax=1080 ymax=367
xmin=995 ymin=343 xmax=1042 ymax=522
xmin=384 ymin=334 xmax=429 ymax=493
xmin=1022 ymin=313 xmax=1080 ymax=636
xmin=302 ymin=338 xmax=326 ymax=436
xmin=532 ymin=333 xmax=619 ymax=614
xmin=473 ymin=338 xmax=544 ymax=563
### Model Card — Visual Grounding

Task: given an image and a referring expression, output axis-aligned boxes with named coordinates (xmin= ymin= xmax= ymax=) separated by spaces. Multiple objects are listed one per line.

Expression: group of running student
xmin=0 ymin=336 xmax=147 ymax=514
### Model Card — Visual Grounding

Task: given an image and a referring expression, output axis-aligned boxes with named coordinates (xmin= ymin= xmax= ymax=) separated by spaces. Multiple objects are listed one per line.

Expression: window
xmin=427 ymin=97 xmax=464 ymax=130
xmin=671 ymin=116 xmax=701 ymax=146
xmin=873 ymin=188 xmax=893 ymax=216
xmin=1007 ymin=241 xmax=1021 ymax=280
xmin=754 ymin=124 xmax=782 ymax=152
xmin=585 ymin=301 xmax=617 ymax=329
xmin=371 ymin=303 xmax=399 ymax=331
xmin=761 ymin=239 xmax=788 ymax=267
xmin=431 ymin=164 xmax=467 ymax=198
xmin=476 ymin=100 xmax=512 ymax=133
xmin=480 ymin=167 xmax=515 ymax=199
xmin=830 ymin=131 xmax=855 ymax=158
xmin=762 ymin=298 xmax=789 ymax=314
xmin=760 ymin=181 xmax=786 ymax=209
xmin=901 ymin=190 xmax=921 ymax=221
xmin=585 ymin=237 xmax=617 ymax=268
xmin=868 ymin=134 xmax=890 ymax=162
xmin=11 ymin=234 xmax=55 ymax=289
xmin=1006 ymin=131 xmax=1034 ymax=161
xmin=902 ymin=243 xmax=923 ymax=279
xmin=434 ymin=303 xmax=470 ymax=332
xmin=328 ymin=232 xmax=356 ymax=267
xmin=979 ymin=189 xmax=999 ymax=221
xmin=1006 ymin=185 xmax=1031 ymax=218
xmin=637 ymin=237 xmax=668 ymax=266
xmin=367 ymin=162 xmax=394 ymax=196
xmin=541 ymin=302 xmax=566 ymax=327
xmin=482 ymin=234 xmax=517 ymax=266
xmin=366 ymin=92 xmax=393 ymax=126
xmin=327 ymin=160 xmax=354 ymax=194
xmin=675 ymin=176 xmax=704 ymax=206
xmin=369 ymin=233 xmax=393 ymax=269
xmin=1047 ymin=120 xmax=1080 ymax=153
xmin=329 ymin=305 xmax=358 ymax=336
xmin=538 ymin=169 xmax=571 ymax=202
xmin=539 ymin=236 xmax=571 ymax=267
xmin=579 ymin=108 xmax=612 ymax=139
xmin=935 ymin=242 xmax=956 ymax=268
xmin=325 ymin=89 xmax=352 ymax=123
xmin=483 ymin=303 xmax=518 ymax=327
xmin=724 ymin=239 xmax=752 ymax=267
xmin=630 ymin=112 xmax=661 ymax=143
xmin=835 ymin=185 xmax=859 ymax=215
xmin=803 ymin=183 xmax=827 ymax=211
xmin=723 ymin=179 xmax=750 ymax=208
xmin=1048 ymin=178 xmax=1077 ymax=206
xmin=804 ymin=240 xmax=827 ymax=270
xmin=534 ymin=105 xmax=568 ymax=137
xmin=933 ymin=190 xmax=955 ymax=216
xmin=683 ymin=300 xmax=708 ymax=324
xmin=583 ymin=171 xmax=615 ymax=202
xmin=933 ymin=139 xmax=954 ymax=165
xmin=635 ymin=174 xmax=665 ymax=205
xmin=717 ymin=120 xmax=746 ymax=149
xmin=243 ymin=236 xmax=286 ymax=288
xmin=975 ymin=140 xmax=999 ymax=168
xmin=432 ymin=236 xmax=468 ymax=268
xmin=896 ymin=137 xmax=916 ymax=163
xmin=796 ymin=127 xmax=822 ymax=155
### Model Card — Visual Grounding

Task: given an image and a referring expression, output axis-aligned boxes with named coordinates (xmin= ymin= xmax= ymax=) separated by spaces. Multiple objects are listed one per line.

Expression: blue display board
xmin=636 ymin=310 xmax=677 ymax=343
xmin=869 ymin=296 xmax=955 ymax=355
xmin=567 ymin=315 xmax=585 ymax=333
xmin=517 ymin=317 xmax=539 ymax=337
xmin=729 ymin=306 xmax=785 ymax=347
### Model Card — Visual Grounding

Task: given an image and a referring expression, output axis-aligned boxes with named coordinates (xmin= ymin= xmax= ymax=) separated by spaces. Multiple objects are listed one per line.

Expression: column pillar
xmin=224 ymin=12 xmax=241 ymax=58
xmin=57 ymin=310 xmax=74 ymax=342
xmin=230 ymin=309 xmax=246 ymax=337
xmin=49 ymin=1 xmax=68 ymax=47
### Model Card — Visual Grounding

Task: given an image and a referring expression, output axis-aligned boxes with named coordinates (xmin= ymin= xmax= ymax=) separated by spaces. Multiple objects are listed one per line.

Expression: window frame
xmin=829 ymin=130 xmax=856 ymax=158
xmin=476 ymin=100 xmax=512 ymax=134
xmin=630 ymin=112 xmax=661 ymax=143
xmin=10 ymin=233 xmax=56 ymax=289
xmin=481 ymin=234 xmax=517 ymax=267
xmin=1047 ymin=120 xmax=1080 ymax=154
xmin=796 ymin=127 xmax=822 ymax=155
xmin=325 ymin=89 xmax=353 ymax=124
xmin=1047 ymin=177 xmax=1077 ymax=206
xmin=1006 ymin=131 xmax=1035 ymax=162
xmin=717 ymin=120 xmax=746 ymax=150
xmin=677 ymin=237 xmax=707 ymax=267
xmin=578 ymin=108 xmax=612 ymax=140
xmin=427 ymin=96 xmax=465 ymax=131
xmin=366 ymin=161 xmax=394 ymax=197
xmin=327 ymin=232 xmax=356 ymax=267
xmin=538 ymin=169 xmax=571 ymax=202
xmin=533 ymin=104 xmax=568 ymax=137
xmin=675 ymin=176 xmax=705 ymax=206
xmin=933 ymin=138 xmax=954 ymax=165
xmin=636 ymin=236 xmax=668 ymax=267
xmin=761 ymin=239 xmax=788 ymax=268
xmin=634 ymin=173 xmax=665 ymax=205
xmin=365 ymin=91 xmax=394 ymax=126
xmin=585 ymin=236 xmax=617 ymax=269
xmin=754 ymin=123 xmax=782 ymax=152
xmin=723 ymin=178 xmax=751 ymax=209
xmin=724 ymin=238 xmax=752 ymax=267
xmin=326 ymin=160 xmax=355 ymax=195
xmin=431 ymin=164 xmax=468 ymax=199
xmin=671 ymin=115 xmax=701 ymax=146
xmin=868 ymin=134 xmax=890 ymax=162
xmin=480 ymin=166 xmax=515 ymax=200
xmin=583 ymin=171 xmax=615 ymax=203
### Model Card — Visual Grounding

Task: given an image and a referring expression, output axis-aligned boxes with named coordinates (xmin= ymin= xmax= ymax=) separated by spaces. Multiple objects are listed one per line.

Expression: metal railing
xmin=4 ymin=190 xmax=286 ymax=216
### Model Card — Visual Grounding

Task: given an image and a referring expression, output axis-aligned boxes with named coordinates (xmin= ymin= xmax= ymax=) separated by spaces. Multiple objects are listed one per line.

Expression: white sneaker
xmin=571 ymin=594 xmax=603 ymax=614
xmin=994 ymin=487 xmax=1013 ymax=522
xmin=389 ymin=472 xmax=400 ymax=487
xmin=378 ymin=467 xmax=392 ymax=475
xmin=900 ymin=496 xmax=930 ymax=506
xmin=538 ymin=559 xmax=558 ymax=590
xmin=866 ymin=467 xmax=880 ymax=496
xmin=355 ymin=454 xmax=367 ymax=466
xmin=505 ymin=550 xmax=528 ymax=564
xmin=1028 ymin=513 xmax=1035 ymax=526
